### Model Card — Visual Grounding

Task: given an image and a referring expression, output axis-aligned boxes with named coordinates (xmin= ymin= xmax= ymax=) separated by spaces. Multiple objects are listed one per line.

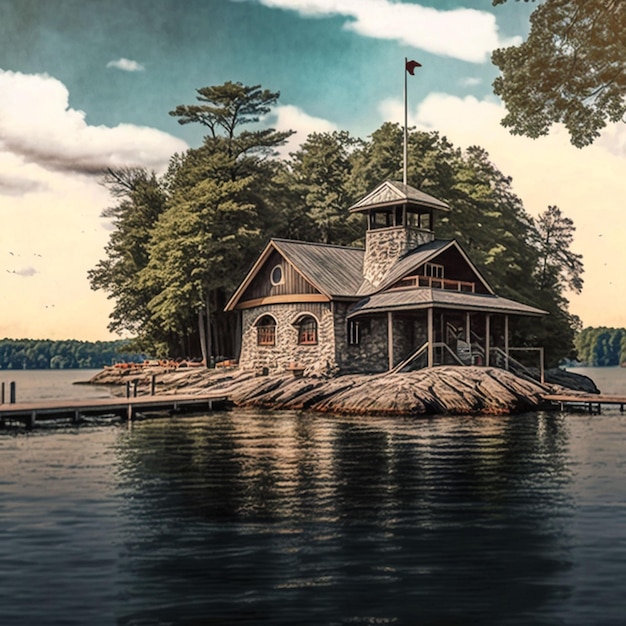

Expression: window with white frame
xmin=425 ymin=263 xmax=444 ymax=279
xmin=270 ymin=264 xmax=284 ymax=286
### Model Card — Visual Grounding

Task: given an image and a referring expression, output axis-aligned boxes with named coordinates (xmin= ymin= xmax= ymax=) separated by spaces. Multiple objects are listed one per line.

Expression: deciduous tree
xmin=492 ymin=0 xmax=625 ymax=147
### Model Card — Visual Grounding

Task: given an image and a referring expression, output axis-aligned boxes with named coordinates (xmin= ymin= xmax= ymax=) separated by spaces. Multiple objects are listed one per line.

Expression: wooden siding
xmin=431 ymin=246 xmax=490 ymax=293
xmin=273 ymin=240 xmax=364 ymax=296
xmin=240 ymin=250 xmax=319 ymax=302
xmin=237 ymin=294 xmax=330 ymax=310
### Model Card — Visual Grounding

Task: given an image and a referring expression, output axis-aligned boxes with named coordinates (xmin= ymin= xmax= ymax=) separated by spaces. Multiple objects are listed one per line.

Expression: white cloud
xmin=596 ymin=122 xmax=626 ymax=159
xmin=0 ymin=69 xmax=187 ymax=180
xmin=250 ymin=0 xmax=519 ymax=63
xmin=379 ymin=91 xmax=626 ymax=328
xmin=0 ymin=69 xmax=189 ymax=340
xmin=459 ymin=77 xmax=482 ymax=87
xmin=268 ymin=104 xmax=339 ymax=155
xmin=0 ymin=174 xmax=46 ymax=196
xmin=106 ymin=58 xmax=145 ymax=72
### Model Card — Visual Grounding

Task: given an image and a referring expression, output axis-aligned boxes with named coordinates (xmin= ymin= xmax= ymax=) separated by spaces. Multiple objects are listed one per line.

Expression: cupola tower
xmin=349 ymin=180 xmax=450 ymax=286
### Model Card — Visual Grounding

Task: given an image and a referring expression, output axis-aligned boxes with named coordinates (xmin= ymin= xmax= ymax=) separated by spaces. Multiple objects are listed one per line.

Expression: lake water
xmin=2 ymin=367 xmax=626 ymax=624
xmin=0 ymin=369 xmax=113 ymax=403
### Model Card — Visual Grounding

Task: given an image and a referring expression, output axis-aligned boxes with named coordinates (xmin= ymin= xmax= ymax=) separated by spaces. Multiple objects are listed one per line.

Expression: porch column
xmin=387 ymin=311 xmax=394 ymax=371
xmin=485 ymin=314 xmax=491 ymax=367
xmin=427 ymin=308 xmax=434 ymax=368
xmin=465 ymin=312 xmax=471 ymax=343
xmin=504 ymin=315 xmax=510 ymax=371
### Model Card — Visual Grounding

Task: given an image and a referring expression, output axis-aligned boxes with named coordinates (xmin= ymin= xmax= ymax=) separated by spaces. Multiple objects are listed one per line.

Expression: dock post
xmin=133 ymin=380 xmax=138 ymax=398
xmin=26 ymin=411 xmax=36 ymax=429
xmin=151 ymin=375 xmax=156 ymax=396
xmin=125 ymin=381 xmax=131 ymax=398
xmin=9 ymin=382 xmax=16 ymax=404
xmin=127 ymin=403 xmax=133 ymax=421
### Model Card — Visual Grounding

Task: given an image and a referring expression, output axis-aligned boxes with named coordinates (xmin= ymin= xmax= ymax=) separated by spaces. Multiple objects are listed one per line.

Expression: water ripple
xmin=2 ymin=410 xmax=626 ymax=624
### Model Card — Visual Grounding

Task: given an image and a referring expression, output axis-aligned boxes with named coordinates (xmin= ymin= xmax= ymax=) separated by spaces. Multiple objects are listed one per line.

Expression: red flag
xmin=406 ymin=59 xmax=422 ymax=75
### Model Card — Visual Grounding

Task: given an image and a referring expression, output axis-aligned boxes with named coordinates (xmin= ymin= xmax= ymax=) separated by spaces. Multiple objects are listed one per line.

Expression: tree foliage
xmin=575 ymin=327 xmax=626 ymax=366
xmin=150 ymin=82 xmax=293 ymax=360
xmin=87 ymin=169 xmax=168 ymax=343
xmin=533 ymin=205 xmax=584 ymax=294
xmin=90 ymin=82 xmax=584 ymax=366
xmin=0 ymin=338 xmax=145 ymax=370
xmin=285 ymin=131 xmax=362 ymax=245
xmin=492 ymin=0 xmax=626 ymax=147
xmin=347 ymin=123 xmax=582 ymax=365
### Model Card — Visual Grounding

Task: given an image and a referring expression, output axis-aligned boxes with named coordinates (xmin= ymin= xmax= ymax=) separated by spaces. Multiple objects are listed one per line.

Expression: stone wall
xmin=391 ymin=313 xmax=428 ymax=368
xmin=333 ymin=303 xmax=389 ymax=374
xmin=364 ymin=226 xmax=435 ymax=286
xmin=239 ymin=302 xmax=337 ymax=375
xmin=239 ymin=303 xmax=431 ymax=376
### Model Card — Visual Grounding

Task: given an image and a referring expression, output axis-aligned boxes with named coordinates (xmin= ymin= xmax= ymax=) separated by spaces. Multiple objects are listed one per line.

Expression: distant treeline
xmin=0 ymin=339 xmax=146 ymax=370
xmin=574 ymin=328 xmax=626 ymax=366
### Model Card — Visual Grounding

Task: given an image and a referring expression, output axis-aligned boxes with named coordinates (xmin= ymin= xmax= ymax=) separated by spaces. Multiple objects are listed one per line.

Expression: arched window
xmin=256 ymin=315 xmax=276 ymax=346
xmin=296 ymin=315 xmax=318 ymax=345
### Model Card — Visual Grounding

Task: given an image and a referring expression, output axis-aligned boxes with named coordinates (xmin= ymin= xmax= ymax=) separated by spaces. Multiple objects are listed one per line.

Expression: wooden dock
xmin=543 ymin=393 xmax=626 ymax=414
xmin=0 ymin=392 xmax=229 ymax=428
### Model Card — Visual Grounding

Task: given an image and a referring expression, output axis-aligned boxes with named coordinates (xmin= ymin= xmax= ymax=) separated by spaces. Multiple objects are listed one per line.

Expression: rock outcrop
xmin=543 ymin=367 xmax=600 ymax=394
xmin=89 ymin=364 xmax=569 ymax=416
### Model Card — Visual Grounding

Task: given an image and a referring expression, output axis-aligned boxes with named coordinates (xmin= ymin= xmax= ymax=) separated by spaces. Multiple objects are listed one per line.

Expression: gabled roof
xmin=349 ymin=180 xmax=450 ymax=213
xmin=272 ymin=239 xmax=365 ymax=296
xmin=225 ymin=235 xmax=545 ymax=319
xmin=371 ymin=239 xmax=494 ymax=295
xmin=226 ymin=236 xmax=501 ymax=311
xmin=224 ymin=238 xmax=365 ymax=311
xmin=347 ymin=289 xmax=548 ymax=318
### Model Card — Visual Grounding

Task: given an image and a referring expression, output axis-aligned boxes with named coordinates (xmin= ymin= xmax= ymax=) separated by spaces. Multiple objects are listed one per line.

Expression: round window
xmin=270 ymin=264 xmax=284 ymax=286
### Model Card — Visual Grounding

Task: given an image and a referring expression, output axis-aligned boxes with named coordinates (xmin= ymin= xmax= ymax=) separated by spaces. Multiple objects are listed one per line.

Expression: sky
xmin=1 ymin=0 xmax=624 ymax=341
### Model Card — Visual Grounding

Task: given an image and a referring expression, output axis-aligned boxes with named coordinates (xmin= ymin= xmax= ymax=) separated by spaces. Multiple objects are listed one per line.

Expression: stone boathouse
xmin=225 ymin=180 xmax=547 ymax=375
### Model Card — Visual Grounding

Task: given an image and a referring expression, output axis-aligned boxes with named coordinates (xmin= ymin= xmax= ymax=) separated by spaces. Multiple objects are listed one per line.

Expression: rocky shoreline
xmin=89 ymin=365 xmax=599 ymax=416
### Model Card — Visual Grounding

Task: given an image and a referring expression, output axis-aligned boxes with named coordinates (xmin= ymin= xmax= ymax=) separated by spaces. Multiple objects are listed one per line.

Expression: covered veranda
xmin=347 ymin=288 xmax=548 ymax=379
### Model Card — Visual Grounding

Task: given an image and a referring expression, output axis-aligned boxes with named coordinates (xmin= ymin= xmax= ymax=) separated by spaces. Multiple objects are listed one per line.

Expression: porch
xmin=348 ymin=305 xmax=546 ymax=383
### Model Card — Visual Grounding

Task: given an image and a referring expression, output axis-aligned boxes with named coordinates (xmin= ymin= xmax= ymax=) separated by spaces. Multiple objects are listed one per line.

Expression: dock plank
xmin=543 ymin=393 xmax=626 ymax=412
xmin=0 ymin=391 xmax=229 ymax=422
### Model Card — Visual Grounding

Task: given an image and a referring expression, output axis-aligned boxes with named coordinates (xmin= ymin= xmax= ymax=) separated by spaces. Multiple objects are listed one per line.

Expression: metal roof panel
xmin=349 ymin=180 xmax=450 ymax=213
xmin=348 ymin=288 xmax=548 ymax=317
xmin=272 ymin=239 xmax=365 ymax=297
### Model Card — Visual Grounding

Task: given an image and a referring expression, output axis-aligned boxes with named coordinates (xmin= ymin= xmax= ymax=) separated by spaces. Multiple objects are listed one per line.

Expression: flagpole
xmin=403 ymin=57 xmax=408 ymax=186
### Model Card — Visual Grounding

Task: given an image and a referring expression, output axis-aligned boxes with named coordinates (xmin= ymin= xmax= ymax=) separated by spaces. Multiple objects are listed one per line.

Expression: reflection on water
xmin=4 ymin=409 xmax=626 ymax=624
xmin=112 ymin=411 xmax=574 ymax=625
